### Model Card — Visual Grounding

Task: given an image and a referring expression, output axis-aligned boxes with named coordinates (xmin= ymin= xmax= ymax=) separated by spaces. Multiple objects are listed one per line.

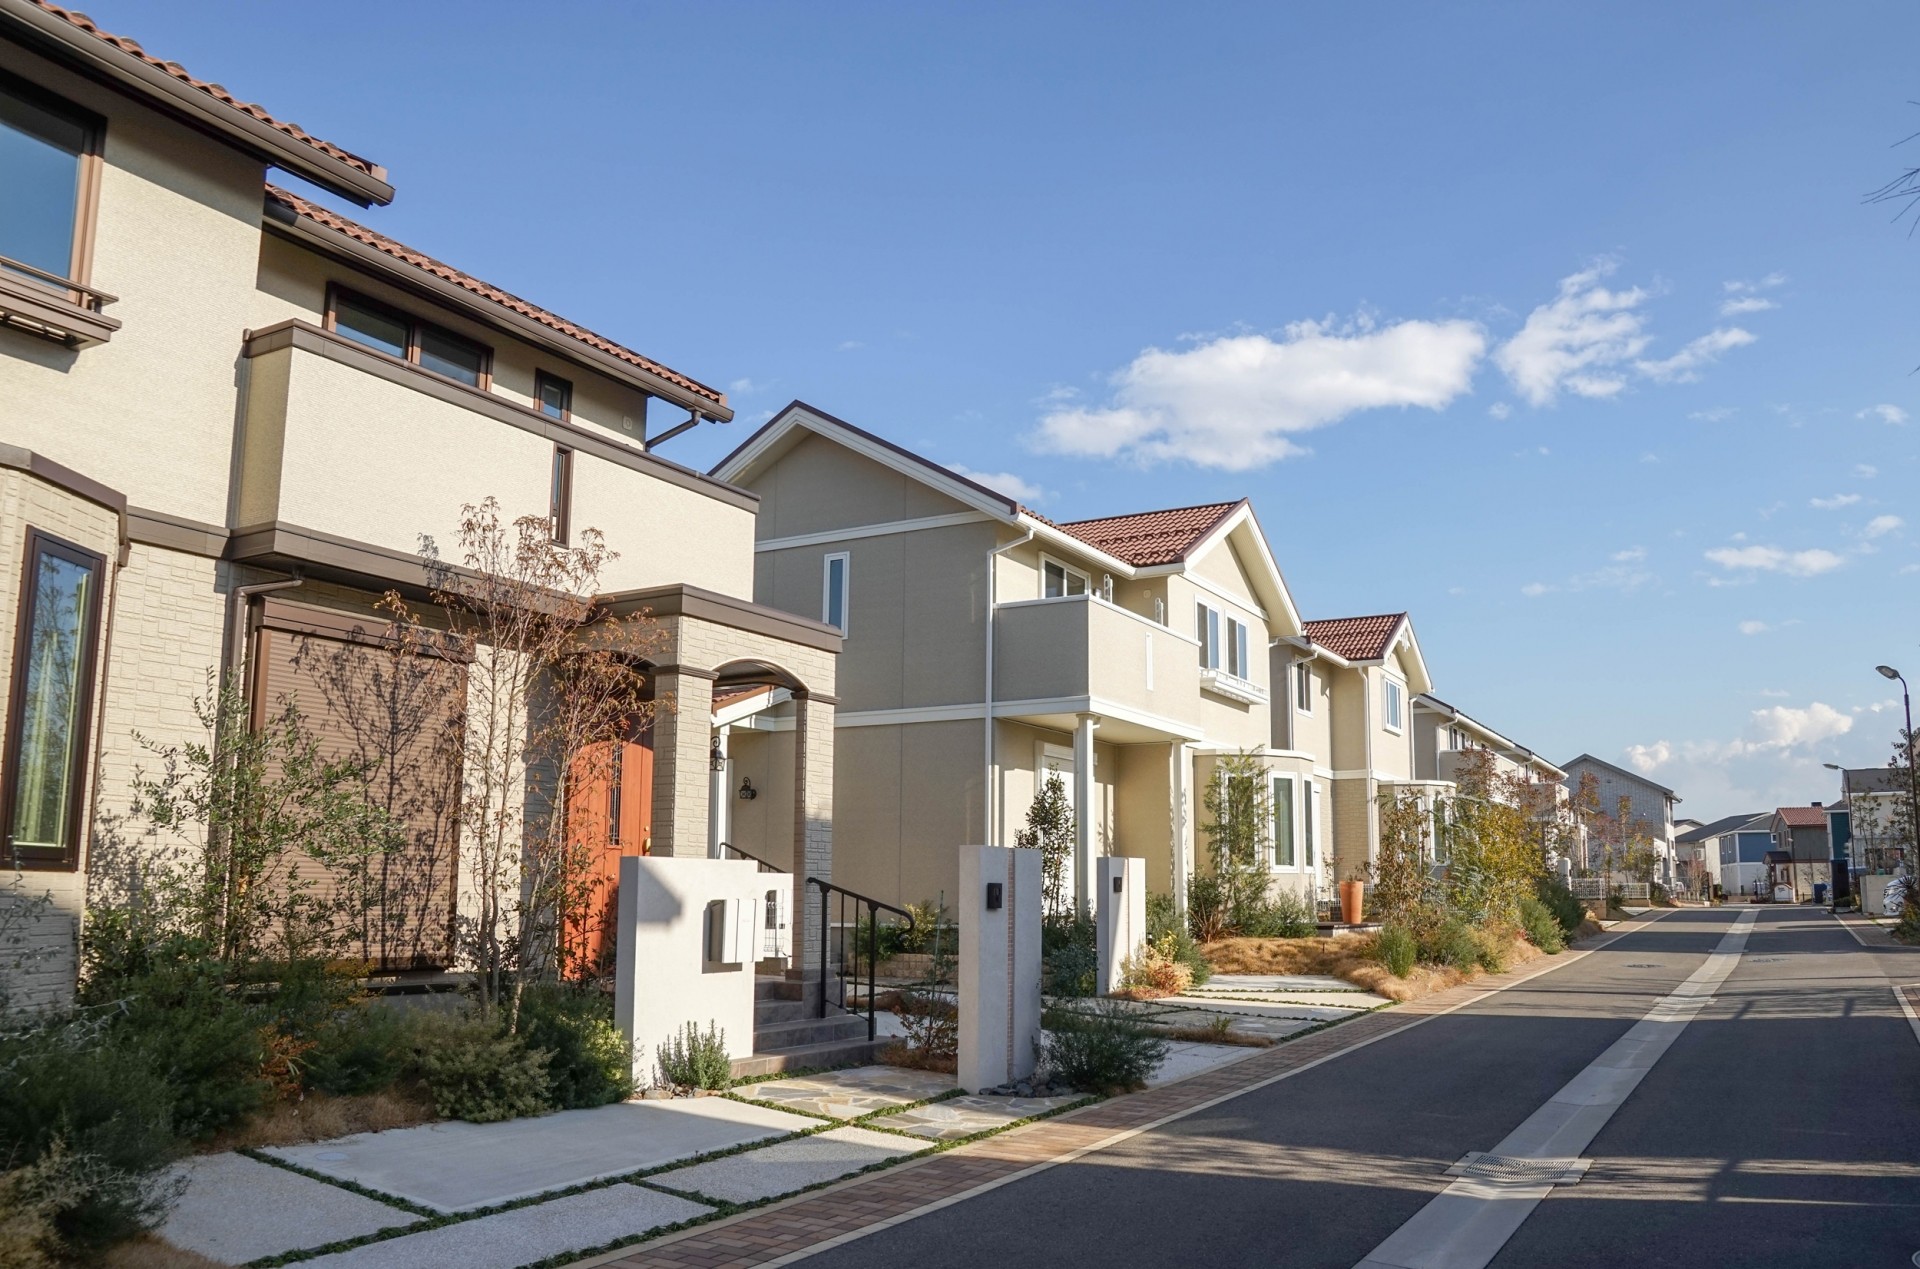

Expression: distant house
xmin=1768 ymin=805 xmax=1831 ymax=901
xmin=1676 ymin=813 xmax=1768 ymax=896
xmin=1560 ymin=754 xmax=1681 ymax=885
xmin=1837 ymin=767 xmax=1914 ymax=875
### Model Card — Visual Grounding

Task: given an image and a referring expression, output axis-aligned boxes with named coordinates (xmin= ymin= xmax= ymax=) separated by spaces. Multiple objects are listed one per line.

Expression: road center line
xmin=1354 ymin=909 xmax=1759 ymax=1269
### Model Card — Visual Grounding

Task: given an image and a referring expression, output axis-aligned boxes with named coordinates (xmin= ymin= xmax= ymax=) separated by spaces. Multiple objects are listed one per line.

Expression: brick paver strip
xmin=578 ymin=916 xmax=1668 ymax=1269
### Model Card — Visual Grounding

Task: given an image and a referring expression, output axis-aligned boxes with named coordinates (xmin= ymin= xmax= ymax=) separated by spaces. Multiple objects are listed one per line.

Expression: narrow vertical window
xmin=606 ymin=746 xmax=623 ymax=845
xmin=536 ymin=370 xmax=573 ymax=421
xmin=1229 ymin=619 xmax=1249 ymax=679
xmin=2 ymin=530 xmax=105 ymax=870
xmin=1272 ymin=776 xmax=1295 ymax=867
xmin=1304 ymin=781 xmax=1317 ymax=867
xmin=1294 ymin=660 xmax=1312 ymax=713
xmin=823 ymin=552 xmax=849 ymax=632
xmin=1383 ymin=679 xmax=1403 ymax=731
xmin=1196 ymin=603 xmax=1221 ymax=670
xmin=550 ymin=447 xmax=573 ymax=545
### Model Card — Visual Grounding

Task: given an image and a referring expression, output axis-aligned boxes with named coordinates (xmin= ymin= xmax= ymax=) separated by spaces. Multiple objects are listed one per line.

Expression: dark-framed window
xmin=550 ymin=446 xmax=574 ymax=545
xmin=606 ymin=750 xmax=623 ymax=845
xmin=2 ymin=530 xmax=106 ymax=870
xmin=536 ymin=370 xmax=573 ymax=421
xmin=325 ymin=285 xmax=492 ymax=389
xmin=0 ymin=71 xmax=104 ymax=288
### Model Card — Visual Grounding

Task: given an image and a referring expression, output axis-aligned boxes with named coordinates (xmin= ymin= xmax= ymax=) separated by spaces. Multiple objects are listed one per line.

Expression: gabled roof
xmin=264 ymin=187 xmax=727 ymax=416
xmin=1560 ymin=753 xmax=1680 ymax=801
xmin=3 ymin=0 xmax=393 ymax=205
xmin=1773 ymin=805 xmax=1828 ymax=829
xmin=1055 ymin=502 xmax=1242 ymax=567
xmin=1302 ymin=613 xmax=1407 ymax=662
xmin=1675 ymin=812 xmax=1767 ymax=843
xmin=1843 ymin=768 xmax=1907 ymax=795
xmin=1413 ymin=692 xmax=1566 ymax=779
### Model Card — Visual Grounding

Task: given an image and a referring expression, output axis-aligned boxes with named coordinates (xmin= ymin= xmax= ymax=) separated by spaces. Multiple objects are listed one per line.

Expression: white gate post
xmin=1096 ymin=855 xmax=1146 ymax=996
xmin=958 ymin=844 xmax=1042 ymax=1093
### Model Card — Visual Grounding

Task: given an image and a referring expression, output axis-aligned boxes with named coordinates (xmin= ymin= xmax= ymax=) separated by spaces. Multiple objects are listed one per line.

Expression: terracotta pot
xmin=1338 ymin=880 xmax=1365 ymax=926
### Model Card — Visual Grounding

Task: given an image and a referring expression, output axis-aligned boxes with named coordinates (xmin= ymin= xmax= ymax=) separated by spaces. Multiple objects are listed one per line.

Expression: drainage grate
xmin=1446 ymin=1153 xmax=1591 ymax=1186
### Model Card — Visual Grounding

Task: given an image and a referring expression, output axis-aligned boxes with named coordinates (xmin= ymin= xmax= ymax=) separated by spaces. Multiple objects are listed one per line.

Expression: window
xmin=0 ymin=78 xmax=96 ymax=285
xmin=1042 ymin=556 xmax=1087 ymax=598
xmin=822 ymin=552 xmax=849 ymax=632
xmin=1294 ymin=660 xmax=1312 ymax=714
xmin=327 ymin=286 xmax=491 ymax=388
xmin=1304 ymin=780 xmax=1317 ymax=867
xmin=550 ymin=447 xmax=573 ymax=545
xmin=1432 ymin=798 xmax=1449 ymax=863
xmin=606 ymin=749 xmax=623 ymax=845
xmin=536 ymin=370 xmax=573 ymax=420
xmin=2 ymin=531 xmax=105 ymax=870
xmin=1197 ymin=602 xmax=1248 ymax=679
xmin=1196 ymin=602 xmax=1221 ymax=669
xmin=1272 ymin=776 xmax=1296 ymax=867
xmin=1382 ymin=678 xmax=1404 ymax=732
xmin=1227 ymin=618 xmax=1250 ymax=680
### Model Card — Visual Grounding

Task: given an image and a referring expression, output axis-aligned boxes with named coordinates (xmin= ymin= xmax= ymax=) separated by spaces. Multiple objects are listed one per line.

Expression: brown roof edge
xmin=4 ymin=0 xmax=393 ymax=205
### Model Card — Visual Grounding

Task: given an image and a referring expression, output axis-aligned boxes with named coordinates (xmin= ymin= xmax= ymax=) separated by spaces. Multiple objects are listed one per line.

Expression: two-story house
xmin=1560 ymin=753 xmax=1680 ymax=885
xmin=1768 ymin=805 xmax=1831 ymax=902
xmin=0 ymin=1 xmax=837 ymax=1005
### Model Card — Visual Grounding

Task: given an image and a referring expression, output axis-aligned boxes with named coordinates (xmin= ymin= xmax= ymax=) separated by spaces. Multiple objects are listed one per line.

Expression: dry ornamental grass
xmin=1200 ymin=932 xmax=1544 ymax=1003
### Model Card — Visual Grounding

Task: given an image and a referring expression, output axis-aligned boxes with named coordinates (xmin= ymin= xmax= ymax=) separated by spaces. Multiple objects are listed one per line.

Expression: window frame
xmin=1271 ymin=774 xmax=1297 ymax=868
xmin=1382 ymin=676 xmax=1404 ymax=733
xmin=1227 ymin=617 xmax=1251 ymax=681
xmin=1040 ymin=553 xmax=1090 ymax=599
xmin=822 ymin=551 xmax=850 ymax=633
xmin=1294 ymin=660 xmax=1313 ymax=715
xmin=1304 ymin=779 xmax=1317 ymax=868
xmin=550 ymin=446 xmax=573 ymax=545
xmin=1196 ymin=601 xmax=1221 ymax=670
xmin=535 ymin=369 xmax=574 ymax=421
xmin=1 ymin=528 xmax=106 ymax=871
xmin=324 ymin=283 xmax=494 ymax=390
xmin=0 ymin=69 xmax=105 ymax=291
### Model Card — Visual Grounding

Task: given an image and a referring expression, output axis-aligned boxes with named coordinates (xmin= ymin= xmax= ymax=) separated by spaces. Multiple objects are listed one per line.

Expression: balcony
xmin=234 ymin=321 xmax=755 ymax=596
xmin=0 ymin=255 xmax=119 ymax=348
xmin=992 ymin=594 xmax=1202 ymax=741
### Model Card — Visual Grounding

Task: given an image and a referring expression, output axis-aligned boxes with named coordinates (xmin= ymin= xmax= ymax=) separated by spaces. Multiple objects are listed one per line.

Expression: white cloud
xmin=1611 ymin=546 xmax=1647 ymax=562
xmin=1703 ymin=544 xmax=1845 ymax=577
xmin=1032 ymin=316 xmax=1487 ymax=470
xmin=947 ymin=465 xmax=1045 ymax=505
xmin=1864 ymin=514 xmax=1905 ymax=539
xmin=1810 ymin=493 xmax=1862 ymax=509
xmin=1520 ymin=550 xmax=1652 ymax=598
xmin=1625 ymin=741 xmax=1672 ymax=773
xmin=1738 ymin=620 xmax=1770 ymax=635
xmin=1859 ymin=403 xmax=1909 ymax=425
xmin=836 ymin=340 xmax=865 ymax=352
xmin=1488 ymin=401 xmax=1512 ymax=420
xmin=1759 ymin=688 xmax=1790 ymax=698
xmin=1719 ymin=296 xmax=1778 ymax=315
xmin=1724 ymin=272 xmax=1787 ymax=293
xmin=1520 ymin=582 xmax=1551 ymax=597
xmin=1746 ymin=702 xmax=1852 ymax=751
xmin=1855 ymin=464 xmax=1879 ymax=479
xmin=1635 ymin=327 xmax=1758 ymax=383
xmin=1494 ymin=262 xmax=1650 ymax=405
xmin=1689 ymin=406 xmax=1736 ymax=422
xmin=1902 ymin=563 xmax=1920 ymax=575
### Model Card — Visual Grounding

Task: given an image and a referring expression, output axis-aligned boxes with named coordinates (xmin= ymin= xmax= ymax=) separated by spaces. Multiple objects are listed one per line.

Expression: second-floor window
xmin=1383 ymin=678 xmax=1404 ymax=732
xmin=550 ymin=447 xmax=573 ymax=545
xmin=329 ymin=287 xmax=491 ymax=389
xmin=1 ymin=78 xmax=97 ymax=286
xmin=1293 ymin=660 xmax=1312 ymax=713
xmin=1042 ymin=557 xmax=1088 ymax=598
xmin=536 ymin=370 xmax=573 ymax=420
xmin=823 ymin=552 xmax=850 ymax=632
xmin=1199 ymin=603 xmax=1249 ymax=678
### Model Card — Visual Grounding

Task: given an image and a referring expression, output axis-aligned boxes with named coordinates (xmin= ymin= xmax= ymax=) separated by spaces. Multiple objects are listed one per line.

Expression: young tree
xmin=1015 ymin=767 xmax=1075 ymax=917
xmin=1371 ymin=788 xmax=1435 ymax=929
xmin=1202 ymin=751 xmax=1272 ymax=930
xmin=1440 ymin=751 xmax=1546 ymax=926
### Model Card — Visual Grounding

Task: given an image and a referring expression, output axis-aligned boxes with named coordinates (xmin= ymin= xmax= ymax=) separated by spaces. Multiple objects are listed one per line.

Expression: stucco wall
xmin=748 ymin=432 xmax=970 ymax=541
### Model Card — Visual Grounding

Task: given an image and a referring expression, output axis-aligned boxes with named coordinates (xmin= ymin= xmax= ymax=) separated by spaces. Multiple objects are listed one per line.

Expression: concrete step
xmin=729 ymin=1035 xmax=893 ymax=1080
xmin=754 ymin=998 xmax=813 ymax=1026
xmin=755 ymin=977 xmax=804 ymax=1002
xmin=752 ymin=1013 xmax=870 ymax=1050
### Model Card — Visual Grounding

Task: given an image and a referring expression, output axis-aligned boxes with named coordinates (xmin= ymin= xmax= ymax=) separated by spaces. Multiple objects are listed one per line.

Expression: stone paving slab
xmin=1190 ymin=988 xmax=1390 ymax=1009
xmin=1159 ymin=997 xmax=1365 ymax=1022
xmin=650 ymin=1127 xmax=925 ymax=1204
xmin=731 ymin=1065 xmax=956 ymax=1119
xmin=301 ymin=1184 xmax=710 ymax=1269
xmin=1193 ymin=972 xmax=1361 ymax=992
xmin=159 ymin=1152 xmax=419 ymax=1265
xmin=883 ymin=1095 xmax=1079 ymax=1141
xmin=269 ymin=1098 xmax=817 ymax=1212
xmin=1145 ymin=1041 xmax=1258 ymax=1087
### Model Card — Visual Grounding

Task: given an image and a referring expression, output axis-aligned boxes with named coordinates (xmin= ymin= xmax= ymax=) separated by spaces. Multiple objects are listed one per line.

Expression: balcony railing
xmin=0 ymin=254 xmax=120 ymax=347
xmin=993 ymin=593 xmax=1201 ymax=721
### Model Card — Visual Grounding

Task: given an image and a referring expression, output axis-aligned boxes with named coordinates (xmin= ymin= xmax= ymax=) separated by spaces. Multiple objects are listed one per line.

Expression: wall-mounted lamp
xmin=737 ymin=776 xmax=758 ymax=801
xmin=710 ymin=737 xmax=726 ymax=772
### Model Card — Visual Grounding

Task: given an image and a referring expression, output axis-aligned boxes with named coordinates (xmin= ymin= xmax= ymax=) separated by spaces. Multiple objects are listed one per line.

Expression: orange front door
xmin=564 ymin=718 xmax=653 ymax=978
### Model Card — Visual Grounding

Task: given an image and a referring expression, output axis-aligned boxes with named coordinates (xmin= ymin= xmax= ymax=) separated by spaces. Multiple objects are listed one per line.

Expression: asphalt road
xmin=810 ymin=908 xmax=1920 ymax=1269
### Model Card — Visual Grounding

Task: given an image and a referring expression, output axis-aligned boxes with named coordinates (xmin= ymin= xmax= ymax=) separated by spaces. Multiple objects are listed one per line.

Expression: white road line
xmin=1353 ymin=908 xmax=1759 ymax=1269
xmin=1827 ymin=912 xmax=1920 ymax=1049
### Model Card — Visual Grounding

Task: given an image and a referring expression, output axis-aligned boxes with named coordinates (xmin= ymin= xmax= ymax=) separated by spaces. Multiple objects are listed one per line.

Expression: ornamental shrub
xmin=1421 ymin=916 xmax=1481 ymax=973
xmin=1234 ymin=889 xmax=1317 ymax=939
xmin=304 ymin=1002 xmax=418 ymax=1097
xmin=1041 ymin=1000 xmax=1168 ymax=1094
xmin=412 ymin=1018 xmax=551 ymax=1122
xmin=655 ymin=1021 xmax=731 ymax=1091
xmin=1117 ymin=937 xmax=1193 ymax=998
xmin=1147 ymin=893 xmax=1212 ymax=988
xmin=517 ymin=985 xmax=634 ymax=1109
xmin=1376 ymin=925 xmax=1416 ymax=978
xmin=1536 ymin=878 xmax=1587 ymax=941
xmin=106 ymin=952 xmax=270 ymax=1140
xmin=1517 ymin=896 xmax=1566 ymax=954
xmin=1042 ymin=915 xmax=1098 ymax=997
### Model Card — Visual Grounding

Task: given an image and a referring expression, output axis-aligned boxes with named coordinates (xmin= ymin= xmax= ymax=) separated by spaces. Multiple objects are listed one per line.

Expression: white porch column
xmin=1073 ymin=712 xmax=1098 ymax=919
xmin=1172 ymin=742 xmax=1195 ymax=916
xmin=707 ymin=726 xmax=731 ymax=859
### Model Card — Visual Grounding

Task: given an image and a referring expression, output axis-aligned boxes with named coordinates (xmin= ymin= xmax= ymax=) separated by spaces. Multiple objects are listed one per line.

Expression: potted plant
xmin=1338 ymin=869 xmax=1366 ymax=925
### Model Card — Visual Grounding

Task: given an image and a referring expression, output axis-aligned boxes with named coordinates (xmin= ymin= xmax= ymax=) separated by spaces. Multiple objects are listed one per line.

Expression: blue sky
xmin=103 ymin=1 xmax=1919 ymax=817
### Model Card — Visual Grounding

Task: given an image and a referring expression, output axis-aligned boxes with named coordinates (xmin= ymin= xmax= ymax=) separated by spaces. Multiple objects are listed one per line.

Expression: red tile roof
xmin=266 ymin=187 xmax=725 ymax=408
xmin=1774 ymin=805 xmax=1828 ymax=828
xmin=712 ymin=684 xmax=773 ymax=712
xmin=1053 ymin=501 xmax=1241 ymax=566
xmin=26 ymin=2 xmax=383 ymax=180
xmin=1301 ymin=613 xmax=1407 ymax=662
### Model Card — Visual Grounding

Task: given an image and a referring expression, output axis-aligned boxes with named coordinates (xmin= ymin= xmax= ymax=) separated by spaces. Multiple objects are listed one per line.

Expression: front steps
xmin=730 ymin=977 xmax=890 ymax=1079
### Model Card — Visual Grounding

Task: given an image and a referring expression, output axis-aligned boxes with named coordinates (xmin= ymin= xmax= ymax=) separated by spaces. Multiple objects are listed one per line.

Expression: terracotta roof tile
xmin=1053 ymin=501 xmax=1241 ymax=566
xmin=1774 ymin=805 xmax=1828 ymax=828
xmin=266 ymin=187 xmax=725 ymax=407
xmin=27 ymin=2 xmax=382 ymax=179
xmin=1300 ymin=613 xmax=1407 ymax=662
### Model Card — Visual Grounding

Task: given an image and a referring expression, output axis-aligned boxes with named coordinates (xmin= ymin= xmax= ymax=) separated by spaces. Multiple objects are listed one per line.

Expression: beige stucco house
xmin=0 ymin=1 xmax=835 ymax=1005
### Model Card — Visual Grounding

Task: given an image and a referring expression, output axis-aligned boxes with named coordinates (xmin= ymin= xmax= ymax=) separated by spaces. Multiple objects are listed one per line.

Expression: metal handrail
xmin=806 ymin=876 xmax=915 ymax=1041
xmin=0 ymin=254 xmax=118 ymax=312
xmin=720 ymin=842 xmax=785 ymax=874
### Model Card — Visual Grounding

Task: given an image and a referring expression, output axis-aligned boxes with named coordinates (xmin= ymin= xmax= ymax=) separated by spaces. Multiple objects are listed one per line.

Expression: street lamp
xmin=1878 ymin=665 xmax=1919 ymax=882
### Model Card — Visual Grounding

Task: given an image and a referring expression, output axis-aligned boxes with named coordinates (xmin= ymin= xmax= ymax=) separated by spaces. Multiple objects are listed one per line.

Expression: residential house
xmin=1837 ymin=767 xmax=1914 ymax=875
xmin=1675 ymin=812 xmax=1767 ymax=897
xmin=1767 ymin=805 xmax=1831 ymax=901
xmin=1408 ymin=693 xmax=1569 ymax=862
xmin=0 ymin=2 xmax=837 ymax=1005
xmin=1669 ymin=817 xmax=1705 ymax=893
xmin=1560 ymin=754 xmax=1680 ymax=886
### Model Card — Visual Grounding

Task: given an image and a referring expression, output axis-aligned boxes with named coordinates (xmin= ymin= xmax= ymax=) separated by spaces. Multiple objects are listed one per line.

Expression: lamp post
xmin=1877 ymin=665 xmax=1919 ymax=882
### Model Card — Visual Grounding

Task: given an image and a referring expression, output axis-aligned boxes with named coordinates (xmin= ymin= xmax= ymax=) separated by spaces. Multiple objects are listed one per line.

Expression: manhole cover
xmin=1446 ymin=1153 xmax=1591 ymax=1186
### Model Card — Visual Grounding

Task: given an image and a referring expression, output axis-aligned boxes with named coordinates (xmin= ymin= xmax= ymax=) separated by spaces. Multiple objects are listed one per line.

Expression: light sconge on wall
xmin=709 ymin=738 xmax=726 ymax=772
xmin=737 ymin=776 xmax=758 ymax=801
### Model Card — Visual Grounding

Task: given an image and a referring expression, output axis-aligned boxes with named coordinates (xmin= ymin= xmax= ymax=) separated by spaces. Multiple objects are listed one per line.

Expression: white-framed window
xmin=1432 ymin=797 xmax=1450 ymax=863
xmin=1042 ymin=554 xmax=1089 ymax=599
xmin=1272 ymin=775 xmax=1296 ymax=867
xmin=1449 ymin=724 xmax=1465 ymax=751
xmin=1197 ymin=601 xmax=1221 ymax=670
xmin=1382 ymin=677 xmax=1404 ymax=732
xmin=1197 ymin=601 xmax=1248 ymax=678
xmin=1304 ymin=780 xmax=1318 ymax=868
xmin=1227 ymin=617 xmax=1250 ymax=680
xmin=1294 ymin=660 xmax=1313 ymax=714
xmin=822 ymin=552 xmax=850 ymax=632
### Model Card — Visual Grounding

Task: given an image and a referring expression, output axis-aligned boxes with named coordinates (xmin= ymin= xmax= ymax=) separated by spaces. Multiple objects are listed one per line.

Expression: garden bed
xmin=1201 ymin=931 xmax=1545 ymax=1004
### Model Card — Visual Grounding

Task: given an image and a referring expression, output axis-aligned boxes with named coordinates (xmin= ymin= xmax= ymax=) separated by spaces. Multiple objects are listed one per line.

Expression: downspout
xmin=79 ymin=539 xmax=129 ymax=893
xmin=983 ymin=526 xmax=1035 ymax=846
xmin=225 ymin=572 xmax=304 ymax=687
